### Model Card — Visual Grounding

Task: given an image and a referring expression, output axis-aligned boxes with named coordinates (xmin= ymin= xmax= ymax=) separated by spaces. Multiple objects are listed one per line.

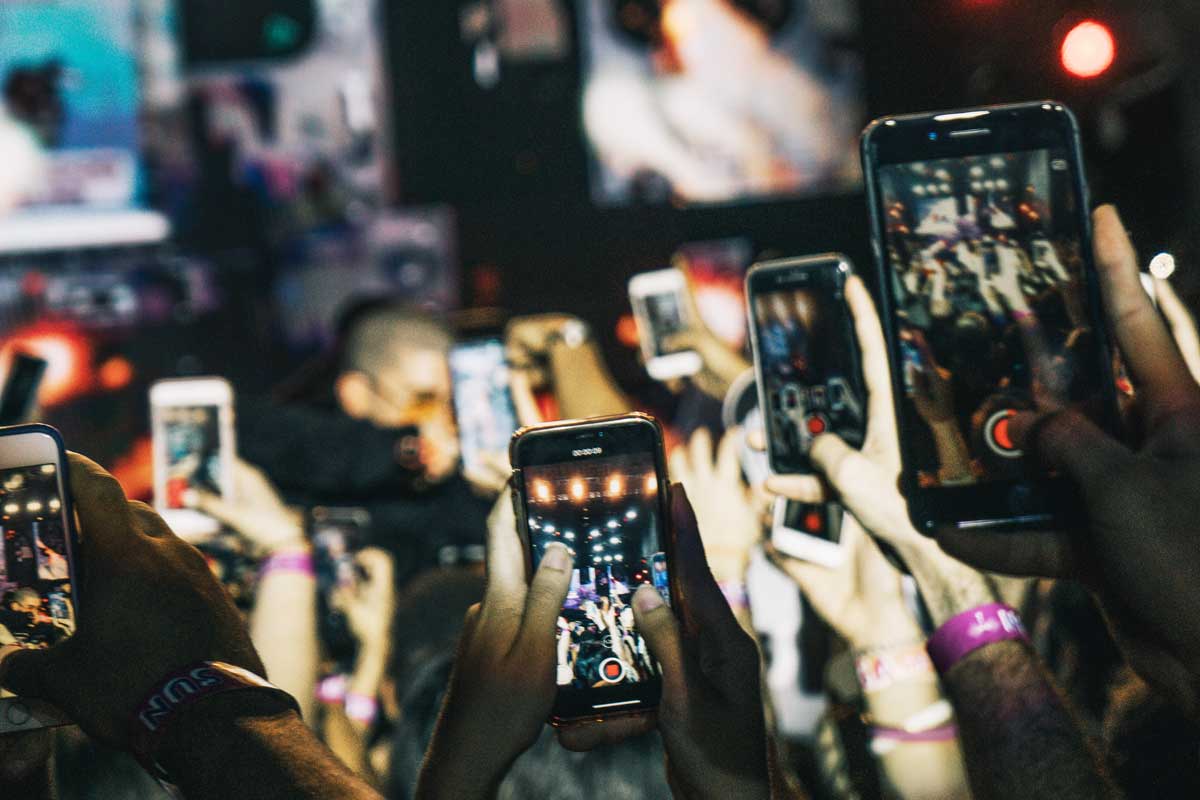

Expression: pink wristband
xmin=870 ymin=724 xmax=959 ymax=744
xmin=344 ymin=692 xmax=379 ymax=725
xmin=926 ymin=603 xmax=1028 ymax=674
xmin=259 ymin=551 xmax=314 ymax=579
xmin=316 ymin=674 xmax=348 ymax=704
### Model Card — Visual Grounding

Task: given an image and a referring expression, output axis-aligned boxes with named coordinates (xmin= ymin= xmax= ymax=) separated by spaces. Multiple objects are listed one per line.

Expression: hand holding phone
xmin=151 ymin=378 xmax=236 ymax=540
xmin=863 ymin=101 xmax=1119 ymax=533
xmin=0 ymin=425 xmax=78 ymax=733
xmin=0 ymin=452 xmax=266 ymax=748
xmin=747 ymin=255 xmax=867 ymax=475
xmin=629 ymin=269 xmax=703 ymax=380
xmin=417 ymin=482 xmax=771 ymax=798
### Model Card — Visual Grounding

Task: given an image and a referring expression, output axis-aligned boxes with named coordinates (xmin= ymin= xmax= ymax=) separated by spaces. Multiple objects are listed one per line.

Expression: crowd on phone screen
xmin=2 ymin=203 xmax=1200 ymax=800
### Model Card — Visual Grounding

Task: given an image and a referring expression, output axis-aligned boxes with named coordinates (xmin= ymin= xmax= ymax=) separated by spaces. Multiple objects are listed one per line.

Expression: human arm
xmin=0 ymin=453 xmax=380 ymax=799
xmin=769 ymin=275 xmax=1118 ymax=799
xmin=939 ymin=207 xmax=1200 ymax=718
xmin=321 ymin=549 xmax=395 ymax=780
xmin=767 ymin=512 xmax=970 ymax=800
xmin=507 ymin=315 xmax=633 ymax=419
xmin=189 ymin=458 xmax=319 ymax=722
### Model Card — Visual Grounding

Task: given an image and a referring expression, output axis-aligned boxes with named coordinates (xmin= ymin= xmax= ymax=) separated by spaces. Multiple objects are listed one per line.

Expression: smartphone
xmin=629 ymin=269 xmax=703 ymax=381
xmin=310 ymin=506 xmax=371 ymax=673
xmin=0 ymin=353 xmax=48 ymax=426
xmin=746 ymin=255 xmax=868 ymax=475
xmin=150 ymin=378 xmax=236 ymax=540
xmin=862 ymin=101 xmax=1119 ymax=533
xmin=450 ymin=338 xmax=519 ymax=474
xmin=0 ymin=424 xmax=78 ymax=733
xmin=771 ymin=498 xmax=844 ymax=568
xmin=510 ymin=413 xmax=673 ymax=723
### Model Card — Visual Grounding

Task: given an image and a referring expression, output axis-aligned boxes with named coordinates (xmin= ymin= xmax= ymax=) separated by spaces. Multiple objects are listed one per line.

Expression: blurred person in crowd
xmin=235 ymin=299 xmax=495 ymax=587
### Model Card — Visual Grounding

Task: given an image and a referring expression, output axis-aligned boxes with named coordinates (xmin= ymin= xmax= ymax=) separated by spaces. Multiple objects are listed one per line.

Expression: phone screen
xmin=522 ymin=448 xmax=667 ymax=713
xmin=162 ymin=406 xmax=224 ymax=509
xmin=751 ymin=264 xmax=866 ymax=474
xmin=0 ymin=463 xmax=75 ymax=698
xmin=311 ymin=508 xmax=370 ymax=671
xmin=637 ymin=289 xmax=689 ymax=359
xmin=450 ymin=340 xmax=518 ymax=472
xmin=877 ymin=147 xmax=1103 ymax=488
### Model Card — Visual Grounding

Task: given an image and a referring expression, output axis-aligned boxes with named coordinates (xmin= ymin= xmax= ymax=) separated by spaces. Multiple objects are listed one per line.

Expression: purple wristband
xmin=926 ymin=603 xmax=1028 ymax=674
xmin=259 ymin=551 xmax=314 ymax=580
xmin=870 ymin=724 xmax=959 ymax=744
xmin=345 ymin=692 xmax=379 ymax=725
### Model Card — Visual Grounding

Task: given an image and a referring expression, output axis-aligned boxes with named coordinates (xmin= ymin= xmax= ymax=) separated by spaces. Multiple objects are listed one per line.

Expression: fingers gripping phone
xmin=510 ymin=414 xmax=674 ymax=723
xmin=862 ymin=101 xmax=1119 ymax=533
xmin=151 ymin=378 xmax=236 ymax=540
xmin=629 ymin=269 xmax=703 ymax=381
xmin=450 ymin=338 xmax=519 ymax=474
xmin=746 ymin=255 xmax=867 ymax=475
xmin=0 ymin=424 xmax=78 ymax=733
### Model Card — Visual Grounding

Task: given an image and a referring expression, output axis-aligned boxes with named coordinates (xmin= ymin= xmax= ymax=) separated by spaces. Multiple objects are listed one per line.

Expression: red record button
xmin=984 ymin=409 xmax=1023 ymax=459
xmin=599 ymin=658 xmax=628 ymax=683
xmin=806 ymin=415 xmax=827 ymax=436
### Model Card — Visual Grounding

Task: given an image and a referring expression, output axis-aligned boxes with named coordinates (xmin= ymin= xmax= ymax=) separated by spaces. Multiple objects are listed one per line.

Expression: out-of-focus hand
xmin=632 ymin=487 xmax=770 ymax=800
xmin=941 ymin=206 xmax=1200 ymax=716
xmin=766 ymin=512 xmax=921 ymax=651
xmin=0 ymin=454 xmax=267 ymax=749
xmin=668 ymin=428 xmax=761 ymax=585
xmin=0 ymin=729 xmax=51 ymax=788
xmin=505 ymin=314 xmax=584 ymax=367
xmin=415 ymin=490 xmax=576 ymax=800
xmin=765 ymin=277 xmax=998 ymax=625
xmin=332 ymin=548 xmax=395 ymax=655
xmin=188 ymin=458 xmax=306 ymax=555
xmin=419 ymin=410 xmax=461 ymax=485
xmin=462 ymin=450 xmax=512 ymax=499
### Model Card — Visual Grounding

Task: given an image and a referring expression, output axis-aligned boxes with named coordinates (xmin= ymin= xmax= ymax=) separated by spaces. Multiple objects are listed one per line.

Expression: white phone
xmin=771 ymin=497 xmax=845 ymax=568
xmin=0 ymin=424 xmax=77 ymax=733
xmin=151 ymin=378 xmax=235 ymax=540
xmin=629 ymin=269 xmax=703 ymax=381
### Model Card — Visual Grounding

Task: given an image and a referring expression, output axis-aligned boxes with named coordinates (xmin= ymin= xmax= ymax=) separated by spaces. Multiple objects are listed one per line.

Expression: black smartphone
xmin=0 ymin=354 xmax=47 ymax=427
xmin=310 ymin=506 xmax=371 ymax=672
xmin=862 ymin=101 xmax=1119 ymax=534
xmin=746 ymin=255 xmax=867 ymax=475
xmin=510 ymin=413 xmax=673 ymax=724
xmin=449 ymin=338 xmax=519 ymax=474
xmin=0 ymin=424 xmax=78 ymax=733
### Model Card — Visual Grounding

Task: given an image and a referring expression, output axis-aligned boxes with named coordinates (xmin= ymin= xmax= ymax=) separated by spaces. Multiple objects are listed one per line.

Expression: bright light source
xmin=564 ymin=531 xmax=575 ymax=541
xmin=534 ymin=481 xmax=551 ymax=502
xmin=625 ymin=509 xmax=637 ymax=520
xmin=609 ymin=537 xmax=621 ymax=545
xmin=27 ymin=501 xmax=43 ymax=513
xmin=1150 ymin=252 xmax=1176 ymax=279
xmin=1061 ymin=20 xmax=1116 ymax=79
xmin=569 ymin=479 xmax=586 ymax=502
xmin=614 ymin=554 xmax=624 ymax=562
xmin=48 ymin=497 xmax=60 ymax=512
xmin=607 ymin=520 xmax=619 ymax=529
xmin=644 ymin=474 xmax=657 ymax=495
xmin=3 ymin=503 xmax=18 ymax=515
xmin=593 ymin=544 xmax=604 ymax=552
xmin=40 ymin=465 xmax=55 ymax=475
xmin=607 ymin=475 xmax=623 ymax=496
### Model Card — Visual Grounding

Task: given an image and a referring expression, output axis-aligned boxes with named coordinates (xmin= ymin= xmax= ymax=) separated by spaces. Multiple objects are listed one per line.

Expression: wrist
xmin=904 ymin=554 xmax=997 ymax=628
xmin=927 ymin=603 xmax=1029 ymax=675
xmin=156 ymin=688 xmax=303 ymax=782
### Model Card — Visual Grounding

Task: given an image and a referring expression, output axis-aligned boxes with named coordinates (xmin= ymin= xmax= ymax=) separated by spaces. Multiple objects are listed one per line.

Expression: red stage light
xmin=1061 ymin=20 xmax=1115 ymax=79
